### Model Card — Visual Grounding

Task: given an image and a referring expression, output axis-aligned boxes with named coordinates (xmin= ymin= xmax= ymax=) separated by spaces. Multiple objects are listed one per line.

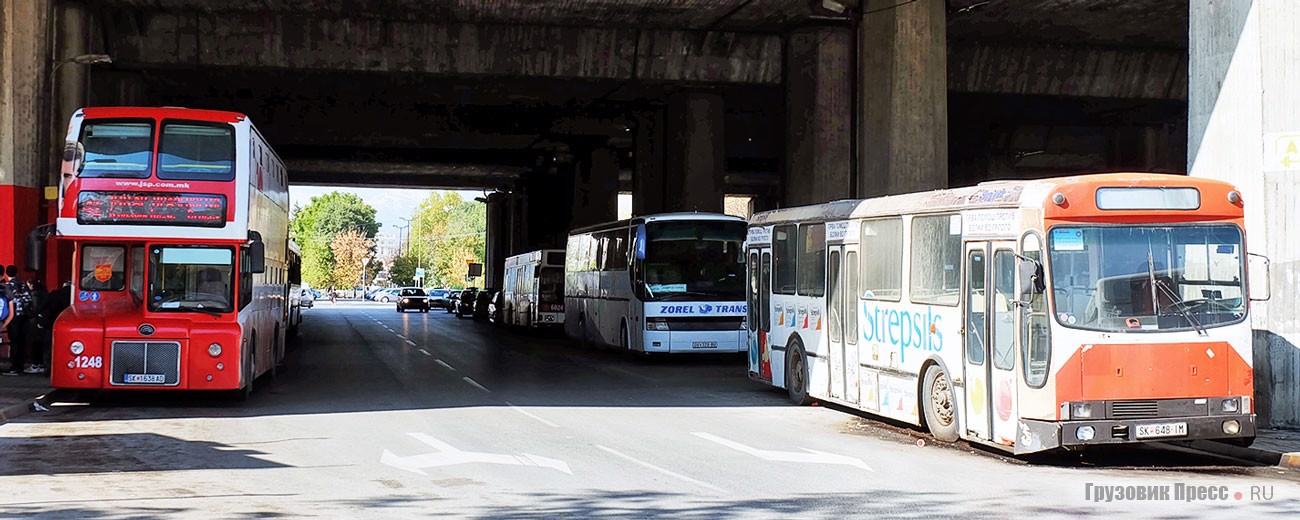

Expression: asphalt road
xmin=1 ymin=301 xmax=1297 ymax=519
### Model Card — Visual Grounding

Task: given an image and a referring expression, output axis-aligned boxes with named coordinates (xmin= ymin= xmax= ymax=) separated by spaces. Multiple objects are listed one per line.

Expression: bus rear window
xmin=79 ymin=121 xmax=153 ymax=179
xmin=158 ymin=122 xmax=235 ymax=181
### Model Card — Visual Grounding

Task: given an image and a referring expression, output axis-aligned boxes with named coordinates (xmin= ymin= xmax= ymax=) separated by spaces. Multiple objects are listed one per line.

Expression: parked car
xmin=472 ymin=289 xmax=499 ymax=321
xmin=426 ymin=288 xmax=453 ymax=310
xmin=396 ymin=287 xmax=429 ymax=313
xmin=446 ymin=291 xmax=460 ymax=314
xmin=373 ymin=288 xmax=401 ymax=303
xmin=455 ymin=288 xmax=479 ymax=318
xmin=300 ymin=290 xmax=314 ymax=309
xmin=365 ymin=288 xmax=385 ymax=300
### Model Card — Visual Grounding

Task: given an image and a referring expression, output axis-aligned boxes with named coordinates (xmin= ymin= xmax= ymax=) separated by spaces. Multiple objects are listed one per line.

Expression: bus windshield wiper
xmin=1154 ymin=278 xmax=1207 ymax=337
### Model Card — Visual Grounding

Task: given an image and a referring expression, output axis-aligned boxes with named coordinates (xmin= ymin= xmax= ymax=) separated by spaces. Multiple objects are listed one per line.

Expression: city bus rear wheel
xmin=922 ymin=365 xmax=959 ymax=442
xmin=786 ymin=340 xmax=814 ymax=406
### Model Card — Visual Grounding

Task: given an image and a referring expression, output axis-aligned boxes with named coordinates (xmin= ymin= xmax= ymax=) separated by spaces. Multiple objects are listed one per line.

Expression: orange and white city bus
xmin=40 ymin=107 xmax=291 ymax=398
xmin=745 ymin=173 xmax=1266 ymax=453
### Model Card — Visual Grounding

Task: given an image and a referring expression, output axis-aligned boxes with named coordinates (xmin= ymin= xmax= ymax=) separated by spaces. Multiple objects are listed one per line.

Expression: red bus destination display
xmin=78 ymin=191 xmax=227 ymax=227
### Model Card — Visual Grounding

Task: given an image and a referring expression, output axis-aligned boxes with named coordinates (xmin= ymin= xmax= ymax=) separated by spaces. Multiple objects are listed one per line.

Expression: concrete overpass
xmin=2 ymin=0 xmax=1297 ymax=427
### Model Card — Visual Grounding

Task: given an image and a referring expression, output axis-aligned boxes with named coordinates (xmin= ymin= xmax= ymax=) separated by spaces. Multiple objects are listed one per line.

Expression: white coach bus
xmin=502 ymin=249 xmax=566 ymax=327
xmin=565 ymin=213 xmax=748 ymax=353
xmin=746 ymin=174 xmax=1263 ymax=454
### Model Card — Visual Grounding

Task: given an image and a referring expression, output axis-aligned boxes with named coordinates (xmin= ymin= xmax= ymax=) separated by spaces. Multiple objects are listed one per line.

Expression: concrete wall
xmin=0 ymin=0 xmax=51 ymax=270
xmin=1189 ymin=0 xmax=1300 ymax=427
xmin=783 ymin=26 xmax=852 ymax=207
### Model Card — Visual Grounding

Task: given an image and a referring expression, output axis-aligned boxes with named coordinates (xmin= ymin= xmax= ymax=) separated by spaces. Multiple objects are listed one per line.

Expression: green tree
xmin=290 ymin=192 xmax=380 ymax=288
xmin=388 ymin=253 xmax=419 ymax=287
xmin=408 ymin=192 xmax=486 ymax=289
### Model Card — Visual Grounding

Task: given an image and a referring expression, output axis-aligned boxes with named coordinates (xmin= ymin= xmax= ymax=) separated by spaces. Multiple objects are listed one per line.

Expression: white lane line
xmin=691 ymin=432 xmax=873 ymax=472
xmin=505 ymin=401 xmax=560 ymax=428
xmin=418 ymin=349 xmax=433 ymax=357
xmin=435 ymin=359 xmax=456 ymax=371
xmin=595 ymin=445 xmax=724 ymax=493
xmin=396 ymin=334 xmax=406 ymax=339
xmin=462 ymin=377 xmax=491 ymax=393
xmin=405 ymin=339 xmax=417 ymax=347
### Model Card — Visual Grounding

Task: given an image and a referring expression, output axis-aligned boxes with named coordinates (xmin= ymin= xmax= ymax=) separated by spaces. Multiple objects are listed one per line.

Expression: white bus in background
xmin=502 ymin=249 xmax=566 ymax=327
xmin=565 ymin=213 xmax=748 ymax=353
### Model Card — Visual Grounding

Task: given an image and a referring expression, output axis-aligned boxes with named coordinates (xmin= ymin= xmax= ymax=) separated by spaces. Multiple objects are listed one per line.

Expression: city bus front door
xmin=989 ymin=245 xmax=1019 ymax=445
xmin=963 ymin=242 xmax=992 ymax=441
xmin=827 ymin=246 xmax=846 ymax=400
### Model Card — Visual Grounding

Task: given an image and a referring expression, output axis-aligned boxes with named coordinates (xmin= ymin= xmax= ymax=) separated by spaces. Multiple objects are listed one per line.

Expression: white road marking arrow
xmin=691 ymin=432 xmax=873 ymax=472
xmin=380 ymin=432 xmax=572 ymax=476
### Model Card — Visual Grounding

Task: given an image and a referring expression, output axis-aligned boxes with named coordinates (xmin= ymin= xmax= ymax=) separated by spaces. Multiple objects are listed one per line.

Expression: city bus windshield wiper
xmin=1154 ymin=278 xmax=1207 ymax=337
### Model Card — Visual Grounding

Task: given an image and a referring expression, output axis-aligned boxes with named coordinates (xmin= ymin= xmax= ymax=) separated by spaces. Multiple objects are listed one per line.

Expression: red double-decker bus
xmin=39 ymin=106 xmax=290 ymax=398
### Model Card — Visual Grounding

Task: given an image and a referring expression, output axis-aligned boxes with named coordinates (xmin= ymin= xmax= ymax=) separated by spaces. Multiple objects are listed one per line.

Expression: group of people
xmin=0 ymin=265 xmax=69 ymax=376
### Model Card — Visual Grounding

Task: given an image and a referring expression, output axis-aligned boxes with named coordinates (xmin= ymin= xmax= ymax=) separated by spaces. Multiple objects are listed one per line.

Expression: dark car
xmin=396 ymin=287 xmax=429 ymax=313
xmin=446 ymin=291 xmax=460 ymax=314
xmin=455 ymin=288 xmax=479 ymax=318
xmin=426 ymin=288 xmax=452 ymax=310
xmin=472 ymin=289 xmax=499 ymax=321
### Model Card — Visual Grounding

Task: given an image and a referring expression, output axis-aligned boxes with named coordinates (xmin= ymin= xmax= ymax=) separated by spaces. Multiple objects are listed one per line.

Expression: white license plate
xmin=124 ymin=373 xmax=166 ymax=384
xmin=691 ymin=341 xmax=718 ymax=349
xmin=542 ymin=315 xmax=555 ymax=322
xmin=1135 ymin=422 xmax=1188 ymax=439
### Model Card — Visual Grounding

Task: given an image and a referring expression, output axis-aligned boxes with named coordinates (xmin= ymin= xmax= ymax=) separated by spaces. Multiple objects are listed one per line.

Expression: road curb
xmin=1181 ymin=439 xmax=1300 ymax=469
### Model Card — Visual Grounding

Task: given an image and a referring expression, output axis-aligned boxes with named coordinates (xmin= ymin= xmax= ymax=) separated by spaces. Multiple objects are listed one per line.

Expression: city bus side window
xmin=1021 ymin=233 xmax=1050 ymax=387
xmin=796 ymin=224 xmax=826 ymax=297
xmin=772 ymin=225 xmax=796 ymax=294
xmin=860 ymin=218 xmax=902 ymax=301
xmin=911 ymin=214 xmax=962 ymax=306
xmin=966 ymin=249 xmax=986 ymax=365
xmin=846 ymin=251 xmax=858 ymax=344
xmin=993 ymin=250 xmax=1015 ymax=371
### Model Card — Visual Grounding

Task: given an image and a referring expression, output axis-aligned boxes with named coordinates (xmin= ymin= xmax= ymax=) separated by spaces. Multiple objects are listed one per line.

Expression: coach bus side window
xmin=796 ymin=224 xmax=826 ymax=297
xmin=157 ymin=122 xmax=236 ymax=181
xmin=80 ymin=246 xmax=126 ymax=291
xmin=911 ymin=214 xmax=962 ymax=306
xmin=860 ymin=218 xmax=902 ymax=301
xmin=772 ymin=225 xmax=796 ymax=294
xmin=1021 ymin=233 xmax=1050 ymax=387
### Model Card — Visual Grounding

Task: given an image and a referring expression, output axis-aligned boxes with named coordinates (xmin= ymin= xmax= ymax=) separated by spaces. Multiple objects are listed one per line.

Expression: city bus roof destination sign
xmin=77 ymin=191 xmax=227 ymax=227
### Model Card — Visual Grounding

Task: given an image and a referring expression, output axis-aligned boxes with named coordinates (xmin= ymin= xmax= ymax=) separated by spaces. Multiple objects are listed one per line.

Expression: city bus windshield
xmin=642 ymin=220 xmax=746 ymax=301
xmin=148 ymin=246 xmax=235 ymax=314
xmin=79 ymin=121 xmax=153 ymax=178
xmin=1048 ymin=225 xmax=1245 ymax=332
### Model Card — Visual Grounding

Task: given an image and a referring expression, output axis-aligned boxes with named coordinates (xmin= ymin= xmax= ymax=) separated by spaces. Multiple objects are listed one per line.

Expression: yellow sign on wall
xmin=1265 ymin=132 xmax=1300 ymax=170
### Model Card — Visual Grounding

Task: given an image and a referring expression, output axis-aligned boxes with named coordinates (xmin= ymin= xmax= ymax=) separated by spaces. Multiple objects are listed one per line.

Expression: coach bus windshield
xmin=1048 ymin=225 xmax=1245 ymax=332
xmin=79 ymin=121 xmax=153 ymax=178
xmin=148 ymin=246 xmax=235 ymax=314
xmin=642 ymin=220 xmax=746 ymax=301
xmin=158 ymin=122 xmax=236 ymax=181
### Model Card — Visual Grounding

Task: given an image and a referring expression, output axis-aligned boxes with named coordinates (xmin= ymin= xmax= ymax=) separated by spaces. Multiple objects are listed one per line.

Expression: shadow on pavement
xmin=0 ymin=432 xmax=288 ymax=477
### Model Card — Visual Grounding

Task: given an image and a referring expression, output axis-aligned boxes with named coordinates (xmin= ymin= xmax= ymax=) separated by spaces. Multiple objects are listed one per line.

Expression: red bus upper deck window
xmin=79 ymin=121 xmax=153 ymax=179
xmin=157 ymin=121 xmax=236 ymax=181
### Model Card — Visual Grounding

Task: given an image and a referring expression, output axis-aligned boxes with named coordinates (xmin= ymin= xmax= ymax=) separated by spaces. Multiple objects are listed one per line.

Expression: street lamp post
xmin=47 ymin=54 xmax=112 ymax=183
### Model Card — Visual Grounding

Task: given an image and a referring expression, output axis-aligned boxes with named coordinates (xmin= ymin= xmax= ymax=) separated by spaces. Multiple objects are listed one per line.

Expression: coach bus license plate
xmin=691 ymin=341 xmax=718 ymax=349
xmin=124 ymin=373 xmax=166 ymax=384
xmin=1135 ymin=422 xmax=1187 ymax=439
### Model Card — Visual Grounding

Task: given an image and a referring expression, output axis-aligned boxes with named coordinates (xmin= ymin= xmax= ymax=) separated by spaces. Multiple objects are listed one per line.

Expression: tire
xmin=381 ymin=296 xmax=390 ymax=303
xmin=271 ymin=324 xmax=284 ymax=378
xmin=786 ymin=339 xmax=814 ymax=406
xmin=619 ymin=321 xmax=630 ymax=351
xmin=921 ymin=364 xmax=960 ymax=442
xmin=234 ymin=338 xmax=254 ymax=402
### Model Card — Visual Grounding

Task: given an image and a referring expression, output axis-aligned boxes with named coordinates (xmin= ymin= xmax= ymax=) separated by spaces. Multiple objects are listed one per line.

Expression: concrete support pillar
xmin=1189 ymin=0 xmax=1300 ymax=427
xmin=633 ymin=109 xmax=667 ymax=216
xmin=859 ymin=0 xmax=946 ymax=197
xmin=664 ymin=93 xmax=725 ymax=213
xmin=49 ymin=2 xmax=89 ymax=187
xmin=484 ymin=192 xmax=509 ymax=289
xmin=571 ymin=146 xmax=619 ymax=228
xmin=784 ymin=26 xmax=853 ymax=207
xmin=0 ymin=0 xmax=52 ymax=270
